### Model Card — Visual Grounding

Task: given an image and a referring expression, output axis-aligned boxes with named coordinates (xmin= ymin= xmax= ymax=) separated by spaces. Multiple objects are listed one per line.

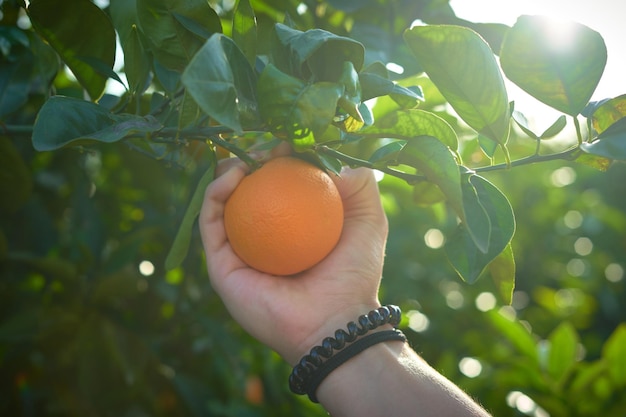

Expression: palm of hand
xmin=200 ymin=160 xmax=387 ymax=364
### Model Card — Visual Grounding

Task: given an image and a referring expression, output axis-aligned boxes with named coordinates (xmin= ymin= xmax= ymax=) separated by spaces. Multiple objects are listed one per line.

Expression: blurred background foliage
xmin=1 ymin=0 xmax=625 ymax=416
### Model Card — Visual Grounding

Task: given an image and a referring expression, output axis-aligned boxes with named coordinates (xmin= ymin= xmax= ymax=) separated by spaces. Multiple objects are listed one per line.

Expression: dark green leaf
xmin=77 ymin=56 xmax=125 ymax=89
xmin=459 ymin=173 xmax=491 ymax=254
xmin=271 ymin=23 xmax=364 ymax=82
xmin=32 ymin=96 xmax=162 ymax=151
xmin=110 ymin=0 xmax=151 ymax=95
xmin=581 ymin=117 xmax=626 ymax=161
xmin=27 ymin=0 xmax=116 ymax=100
xmin=0 ymin=44 xmax=33 ymax=117
xmin=364 ymin=109 xmax=458 ymax=150
xmin=547 ymin=321 xmax=579 ymax=383
xmin=446 ymin=174 xmax=515 ymax=283
xmin=500 ymin=15 xmax=607 ymax=116
xmin=404 ymin=25 xmax=510 ymax=145
xmin=136 ymin=0 xmax=221 ymax=71
xmin=233 ymin=0 xmax=257 ymax=67
xmin=181 ymin=34 xmax=258 ymax=133
xmin=165 ymin=156 xmax=216 ymax=270
xmin=172 ymin=12 xmax=214 ymax=39
xmin=178 ymin=90 xmax=202 ymax=130
xmin=359 ymin=72 xmax=424 ymax=105
xmin=257 ymin=63 xmax=343 ymax=143
xmin=0 ymin=137 xmax=32 ymax=213
xmin=398 ymin=136 xmax=464 ymax=220
xmin=316 ymin=153 xmax=343 ymax=176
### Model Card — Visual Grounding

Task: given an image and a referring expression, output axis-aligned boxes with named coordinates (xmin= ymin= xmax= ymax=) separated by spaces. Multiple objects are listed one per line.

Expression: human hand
xmin=199 ymin=155 xmax=389 ymax=365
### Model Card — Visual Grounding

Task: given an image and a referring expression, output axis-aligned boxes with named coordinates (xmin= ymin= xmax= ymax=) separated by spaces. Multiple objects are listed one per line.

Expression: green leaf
xmin=257 ymin=63 xmax=343 ymax=143
xmin=487 ymin=309 xmax=538 ymax=363
xmin=459 ymin=172 xmax=491 ymax=254
xmin=0 ymin=137 xmax=32 ymax=213
xmin=32 ymin=96 xmax=162 ymax=151
xmin=445 ymin=174 xmax=515 ymax=283
xmin=368 ymin=141 xmax=407 ymax=164
xmin=547 ymin=321 xmax=579 ymax=384
xmin=359 ymin=72 xmax=424 ymax=106
xmin=136 ymin=0 xmax=222 ymax=71
xmin=397 ymin=136 xmax=464 ymax=221
xmin=500 ymin=15 xmax=607 ymax=116
xmin=581 ymin=117 xmax=626 ymax=161
xmin=110 ymin=0 xmax=151 ymax=95
xmin=589 ymin=94 xmax=626 ymax=134
xmin=602 ymin=323 xmax=626 ymax=387
xmin=337 ymin=61 xmax=363 ymax=126
xmin=181 ymin=34 xmax=258 ymax=133
xmin=271 ymin=23 xmax=365 ymax=82
xmin=364 ymin=109 xmax=458 ymax=151
xmin=27 ymin=0 xmax=116 ymax=101
xmin=165 ymin=156 xmax=216 ymax=270
xmin=404 ymin=25 xmax=510 ymax=145
xmin=512 ymin=110 xmax=538 ymax=139
xmin=540 ymin=115 xmax=568 ymax=139
xmin=178 ymin=90 xmax=202 ymax=130
xmin=488 ymin=243 xmax=516 ymax=305
xmin=0 ymin=42 xmax=33 ymax=117
xmin=233 ymin=0 xmax=257 ymax=67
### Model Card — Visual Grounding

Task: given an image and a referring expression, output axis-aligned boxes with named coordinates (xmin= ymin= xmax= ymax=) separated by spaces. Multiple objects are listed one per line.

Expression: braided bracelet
xmin=288 ymin=305 xmax=403 ymax=401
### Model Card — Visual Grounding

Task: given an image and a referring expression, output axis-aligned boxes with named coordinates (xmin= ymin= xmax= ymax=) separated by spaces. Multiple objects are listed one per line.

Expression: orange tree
xmin=1 ymin=0 xmax=625 ymax=415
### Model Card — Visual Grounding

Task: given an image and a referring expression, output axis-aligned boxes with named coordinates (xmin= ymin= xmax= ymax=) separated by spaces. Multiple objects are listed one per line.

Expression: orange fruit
xmin=224 ymin=156 xmax=344 ymax=276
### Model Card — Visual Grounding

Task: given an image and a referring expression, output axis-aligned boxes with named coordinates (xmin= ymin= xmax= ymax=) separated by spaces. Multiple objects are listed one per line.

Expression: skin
xmin=199 ymin=153 xmax=491 ymax=417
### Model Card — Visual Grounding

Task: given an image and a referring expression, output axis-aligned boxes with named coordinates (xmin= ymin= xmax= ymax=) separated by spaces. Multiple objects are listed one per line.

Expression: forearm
xmin=316 ymin=340 xmax=491 ymax=417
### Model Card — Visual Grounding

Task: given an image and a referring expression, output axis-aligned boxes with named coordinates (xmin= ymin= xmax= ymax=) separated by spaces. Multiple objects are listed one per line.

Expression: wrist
xmin=289 ymin=301 xmax=382 ymax=366
xmin=288 ymin=305 xmax=404 ymax=402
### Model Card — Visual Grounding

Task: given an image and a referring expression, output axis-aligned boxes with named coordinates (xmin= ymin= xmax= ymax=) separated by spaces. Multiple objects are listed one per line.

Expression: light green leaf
xmin=589 ymin=94 xmax=626 ymax=134
xmin=404 ymin=25 xmax=510 ymax=145
xmin=32 ymin=96 xmax=162 ymax=151
xmin=397 ymin=136 xmax=464 ymax=220
xmin=165 ymin=155 xmax=217 ymax=270
xmin=487 ymin=309 xmax=539 ymax=363
xmin=540 ymin=115 xmax=568 ymax=139
xmin=488 ymin=243 xmax=516 ymax=305
xmin=547 ymin=321 xmax=579 ymax=383
xmin=602 ymin=323 xmax=626 ymax=387
xmin=233 ymin=0 xmax=257 ymax=67
xmin=27 ymin=0 xmax=116 ymax=100
xmin=500 ymin=15 xmax=607 ymax=116
xmin=581 ymin=117 xmax=626 ymax=161
xmin=364 ymin=109 xmax=458 ymax=150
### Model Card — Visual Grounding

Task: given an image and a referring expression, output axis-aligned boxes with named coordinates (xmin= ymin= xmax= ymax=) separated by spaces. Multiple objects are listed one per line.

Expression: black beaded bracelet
xmin=288 ymin=305 xmax=403 ymax=400
xmin=306 ymin=329 xmax=406 ymax=402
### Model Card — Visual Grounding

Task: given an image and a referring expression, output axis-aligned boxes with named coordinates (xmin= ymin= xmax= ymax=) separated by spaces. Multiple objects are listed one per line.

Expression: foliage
xmin=1 ymin=0 xmax=625 ymax=416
